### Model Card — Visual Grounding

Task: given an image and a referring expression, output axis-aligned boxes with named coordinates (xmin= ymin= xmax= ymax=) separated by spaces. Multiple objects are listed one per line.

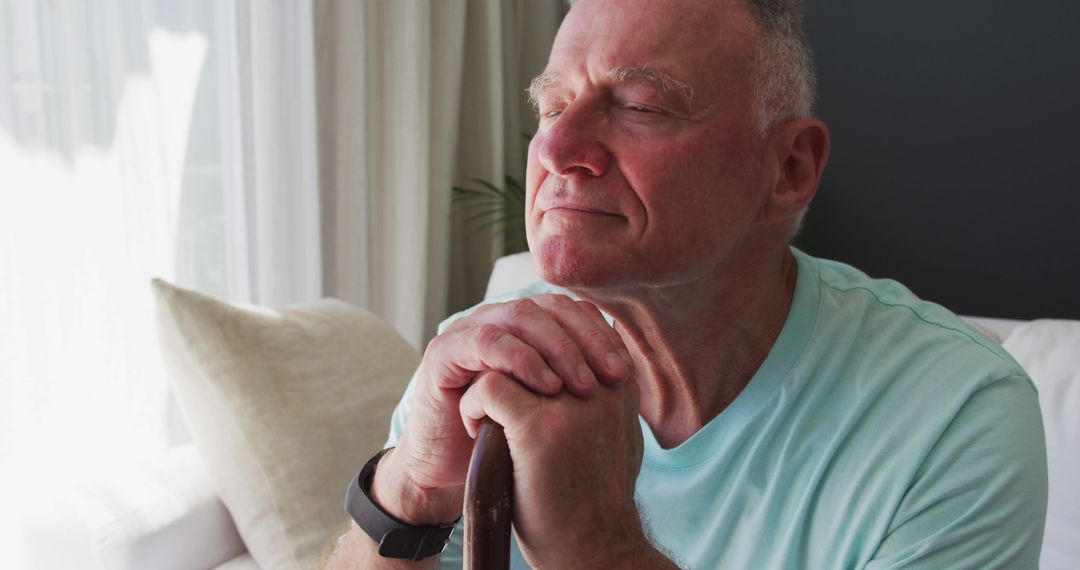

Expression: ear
xmin=759 ymin=118 xmax=830 ymax=224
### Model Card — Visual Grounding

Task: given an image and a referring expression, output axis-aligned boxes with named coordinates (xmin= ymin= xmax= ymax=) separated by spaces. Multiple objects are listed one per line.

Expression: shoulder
xmin=798 ymin=249 xmax=1030 ymax=392
xmin=865 ymin=371 xmax=1047 ymax=567
xmin=792 ymin=251 xmax=1047 ymax=566
xmin=793 ymin=250 xmax=1041 ymax=489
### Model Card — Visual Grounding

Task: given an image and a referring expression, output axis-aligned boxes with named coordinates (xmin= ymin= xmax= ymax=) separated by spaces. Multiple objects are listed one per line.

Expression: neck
xmin=575 ymin=246 xmax=798 ymax=449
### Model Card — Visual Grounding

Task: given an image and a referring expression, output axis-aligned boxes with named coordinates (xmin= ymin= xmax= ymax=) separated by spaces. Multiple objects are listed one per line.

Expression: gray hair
xmin=745 ymin=0 xmax=816 ymax=237
xmin=563 ymin=0 xmax=817 ymax=134
xmin=743 ymin=0 xmax=816 ymax=133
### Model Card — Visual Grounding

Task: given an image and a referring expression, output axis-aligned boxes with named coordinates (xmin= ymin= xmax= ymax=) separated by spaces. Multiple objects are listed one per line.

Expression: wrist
xmin=371 ymin=447 xmax=464 ymax=526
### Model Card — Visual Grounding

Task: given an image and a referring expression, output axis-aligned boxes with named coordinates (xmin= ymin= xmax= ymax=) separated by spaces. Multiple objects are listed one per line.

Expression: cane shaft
xmin=463 ymin=417 xmax=513 ymax=570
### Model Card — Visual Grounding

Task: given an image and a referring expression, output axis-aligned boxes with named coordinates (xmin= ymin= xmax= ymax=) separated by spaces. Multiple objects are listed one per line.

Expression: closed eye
xmin=536 ymin=102 xmax=567 ymax=121
xmin=616 ymin=101 xmax=670 ymax=119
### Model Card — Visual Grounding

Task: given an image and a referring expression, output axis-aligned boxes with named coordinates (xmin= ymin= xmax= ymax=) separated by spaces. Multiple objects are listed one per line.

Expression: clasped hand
xmin=387 ymin=294 xmax=647 ymax=567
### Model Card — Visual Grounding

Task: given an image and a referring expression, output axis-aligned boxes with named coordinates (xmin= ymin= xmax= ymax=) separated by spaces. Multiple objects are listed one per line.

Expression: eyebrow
xmin=608 ymin=66 xmax=695 ymax=109
xmin=527 ymin=66 xmax=696 ymax=111
xmin=527 ymin=72 xmax=559 ymax=110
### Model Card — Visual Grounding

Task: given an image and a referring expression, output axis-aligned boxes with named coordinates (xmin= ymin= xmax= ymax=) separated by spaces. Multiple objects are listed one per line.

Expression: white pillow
xmin=82 ymin=445 xmax=245 ymax=570
xmin=484 ymin=251 xmax=540 ymax=301
xmin=152 ymin=279 xmax=419 ymax=570
xmin=1002 ymin=319 xmax=1080 ymax=570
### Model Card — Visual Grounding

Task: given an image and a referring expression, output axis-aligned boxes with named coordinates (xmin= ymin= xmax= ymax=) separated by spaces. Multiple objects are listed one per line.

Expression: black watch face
xmin=379 ymin=527 xmax=452 ymax=560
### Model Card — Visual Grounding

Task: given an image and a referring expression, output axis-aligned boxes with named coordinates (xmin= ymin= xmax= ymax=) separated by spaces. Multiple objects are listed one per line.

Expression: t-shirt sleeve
xmin=385 ymin=367 xmax=418 ymax=448
xmin=865 ymin=375 xmax=1048 ymax=569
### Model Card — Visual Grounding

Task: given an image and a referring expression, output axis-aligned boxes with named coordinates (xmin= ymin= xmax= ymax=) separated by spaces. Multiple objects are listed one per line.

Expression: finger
xmin=574 ymin=300 xmax=629 ymax=359
xmin=573 ymin=299 xmax=633 ymax=385
xmin=531 ymin=295 xmax=630 ymax=384
xmin=436 ymin=297 xmax=600 ymax=396
xmin=459 ymin=371 xmax=541 ymax=440
xmin=493 ymin=298 xmax=599 ymax=396
xmin=428 ymin=324 xmax=565 ymax=395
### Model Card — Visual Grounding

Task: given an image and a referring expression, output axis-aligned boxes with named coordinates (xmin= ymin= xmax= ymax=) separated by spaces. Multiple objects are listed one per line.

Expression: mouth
xmin=549 ymin=206 xmax=616 ymax=215
xmin=543 ymin=205 xmax=625 ymax=220
xmin=533 ymin=177 xmax=626 ymax=222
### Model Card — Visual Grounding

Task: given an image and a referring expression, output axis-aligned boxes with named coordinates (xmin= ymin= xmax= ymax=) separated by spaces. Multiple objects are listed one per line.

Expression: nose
xmin=536 ymin=103 xmax=611 ymax=178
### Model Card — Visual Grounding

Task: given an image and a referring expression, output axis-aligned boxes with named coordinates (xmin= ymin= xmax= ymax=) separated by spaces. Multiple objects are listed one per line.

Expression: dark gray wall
xmin=799 ymin=2 xmax=1080 ymax=320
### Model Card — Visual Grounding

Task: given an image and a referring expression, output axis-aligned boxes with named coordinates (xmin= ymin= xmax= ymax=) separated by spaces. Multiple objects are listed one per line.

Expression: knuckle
xmin=575 ymin=299 xmax=602 ymax=315
xmin=505 ymin=298 xmax=540 ymax=318
xmin=419 ymin=341 xmax=449 ymax=378
xmin=582 ymin=328 xmax=612 ymax=348
xmin=442 ymin=309 xmax=484 ymax=333
xmin=474 ymin=323 xmax=507 ymax=348
xmin=543 ymin=293 xmax=575 ymax=309
xmin=421 ymin=332 xmax=438 ymax=354
xmin=550 ymin=336 xmax=581 ymax=359
xmin=472 ymin=371 xmax=500 ymax=397
xmin=510 ymin=344 xmax=541 ymax=372
xmin=537 ymin=406 xmax=573 ymax=437
xmin=424 ymin=332 xmax=447 ymax=356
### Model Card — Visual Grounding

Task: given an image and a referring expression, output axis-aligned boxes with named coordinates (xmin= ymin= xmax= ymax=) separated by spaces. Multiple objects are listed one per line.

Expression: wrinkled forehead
xmin=546 ymin=0 xmax=760 ymax=94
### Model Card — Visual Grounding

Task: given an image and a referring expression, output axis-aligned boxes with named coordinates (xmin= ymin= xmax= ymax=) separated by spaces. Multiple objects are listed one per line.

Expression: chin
xmin=531 ymin=237 xmax=632 ymax=289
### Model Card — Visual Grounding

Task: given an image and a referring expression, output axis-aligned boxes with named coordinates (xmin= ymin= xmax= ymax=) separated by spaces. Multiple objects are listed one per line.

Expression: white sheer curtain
xmin=0 ymin=0 xmax=224 ymax=490
xmin=315 ymin=1 xmax=466 ymax=349
xmin=244 ymin=0 xmax=322 ymax=307
xmin=0 ymin=0 xmax=561 ymax=565
xmin=315 ymin=0 xmax=564 ymax=348
xmin=448 ymin=0 xmax=565 ymax=316
xmin=0 ymin=0 xmax=318 ymax=566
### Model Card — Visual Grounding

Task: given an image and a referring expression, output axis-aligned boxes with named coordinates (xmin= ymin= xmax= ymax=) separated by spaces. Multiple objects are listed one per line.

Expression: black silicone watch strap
xmin=344 ymin=447 xmax=458 ymax=561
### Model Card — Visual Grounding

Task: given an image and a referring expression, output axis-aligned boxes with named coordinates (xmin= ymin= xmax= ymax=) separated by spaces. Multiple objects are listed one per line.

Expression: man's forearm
xmin=320 ymin=523 xmax=442 ymax=570
xmin=321 ymin=448 xmax=463 ymax=569
xmin=321 ymin=524 xmax=681 ymax=570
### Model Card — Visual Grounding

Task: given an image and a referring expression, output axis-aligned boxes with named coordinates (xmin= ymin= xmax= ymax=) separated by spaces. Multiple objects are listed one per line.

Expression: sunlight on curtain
xmin=0 ymin=1 xmax=242 ymax=566
xmin=313 ymin=0 xmax=563 ymax=348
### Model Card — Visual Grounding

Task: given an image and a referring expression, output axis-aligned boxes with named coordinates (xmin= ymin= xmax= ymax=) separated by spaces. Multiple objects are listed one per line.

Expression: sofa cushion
xmin=152 ymin=279 xmax=419 ymax=570
xmin=214 ymin=553 xmax=261 ymax=570
xmin=1002 ymin=319 xmax=1080 ymax=570
xmin=81 ymin=445 xmax=246 ymax=570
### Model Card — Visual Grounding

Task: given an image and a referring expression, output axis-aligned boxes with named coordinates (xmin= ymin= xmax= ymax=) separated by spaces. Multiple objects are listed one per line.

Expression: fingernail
xmin=577 ymin=363 xmax=597 ymax=388
xmin=542 ymin=369 xmax=561 ymax=390
xmin=606 ymin=352 xmax=628 ymax=376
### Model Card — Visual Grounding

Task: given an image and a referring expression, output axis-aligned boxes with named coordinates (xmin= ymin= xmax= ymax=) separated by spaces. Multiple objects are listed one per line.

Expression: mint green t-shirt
xmin=387 ymin=248 xmax=1047 ymax=569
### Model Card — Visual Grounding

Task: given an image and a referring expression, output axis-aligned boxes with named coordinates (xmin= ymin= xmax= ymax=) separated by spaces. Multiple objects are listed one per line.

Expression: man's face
xmin=526 ymin=0 xmax=772 ymax=290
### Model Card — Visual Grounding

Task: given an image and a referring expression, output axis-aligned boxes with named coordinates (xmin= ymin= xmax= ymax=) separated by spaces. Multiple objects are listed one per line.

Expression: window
xmin=0 ymin=3 xmax=248 ymax=562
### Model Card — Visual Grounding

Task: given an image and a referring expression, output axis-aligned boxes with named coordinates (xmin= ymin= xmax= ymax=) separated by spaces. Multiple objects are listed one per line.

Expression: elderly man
xmin=326 ymin=0 xmax=1047 ymax=567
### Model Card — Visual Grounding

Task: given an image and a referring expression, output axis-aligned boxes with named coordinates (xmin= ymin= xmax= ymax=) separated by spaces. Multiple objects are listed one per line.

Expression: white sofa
xmin=61 ymin=252 xmax=1078 ymax=569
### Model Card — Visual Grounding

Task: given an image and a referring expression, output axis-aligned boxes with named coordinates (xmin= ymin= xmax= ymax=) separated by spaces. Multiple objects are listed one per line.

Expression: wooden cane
xmin=463 ymin=417 xmax=513 ymax=570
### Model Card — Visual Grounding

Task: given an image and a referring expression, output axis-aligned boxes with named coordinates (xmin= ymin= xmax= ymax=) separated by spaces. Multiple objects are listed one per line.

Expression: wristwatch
xmin=344 ymin=447 xmax=458 ymax=560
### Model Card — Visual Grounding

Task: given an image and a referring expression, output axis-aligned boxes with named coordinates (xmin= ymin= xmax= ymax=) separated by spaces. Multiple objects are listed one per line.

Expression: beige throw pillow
xmin=152 ymin=279 xmax=419 ymax=570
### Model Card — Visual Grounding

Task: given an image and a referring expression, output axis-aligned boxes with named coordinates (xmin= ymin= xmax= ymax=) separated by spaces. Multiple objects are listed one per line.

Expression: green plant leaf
xmin=463 ymin=207 xmax=515 ymax=226
xmin=452 ymin=174 xmax=529 ymax=256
